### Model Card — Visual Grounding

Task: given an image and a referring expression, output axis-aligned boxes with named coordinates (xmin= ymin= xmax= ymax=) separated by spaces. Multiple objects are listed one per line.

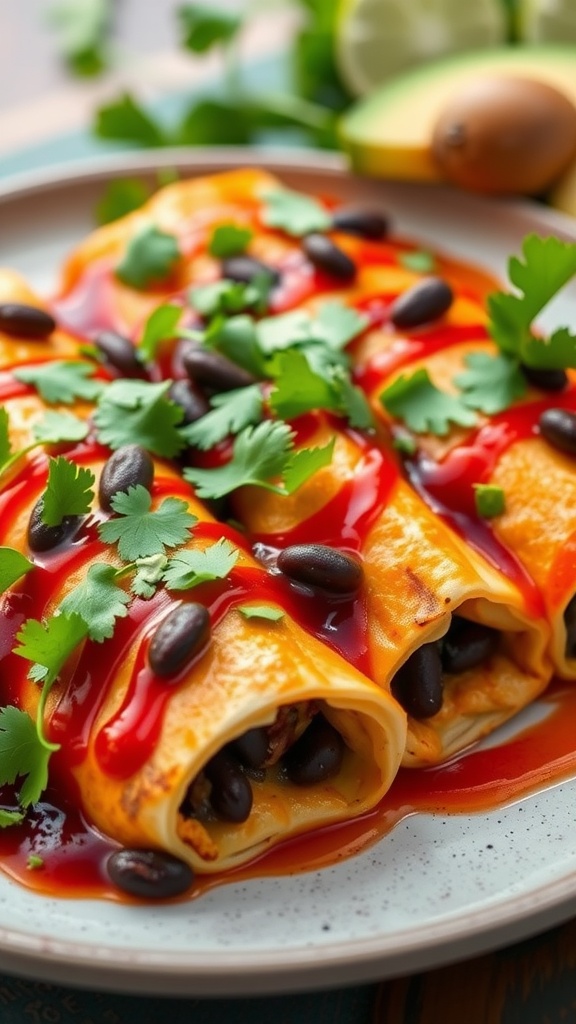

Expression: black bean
xmin=389 ymin=277 xmax=454 ymax=329
xmin=93 ymin=330 xmax=141 ymax=376
xmin=204 ymin=750 xmax=253 ymax=822
xmin=107 ymin=848 xmax=194 ymax=899
xmin=0 ymin=303 xmax=55 ymax=339
xmin=564 ymin=595 xmax=576 ymax=659
xmin=277 ymin=544 xmax=363 ymax=595
xmin=440 ymin=616 xmax=499 ymax=674
xmin=302 ymin=233 xmax=357 ymax=281
xmin=168 ymin=379 xmax=210 ymax=425
xmin=221 ymin=256 xmax=280 ymax=286
xmin=229 ymin=726 xmax=269 ymax=770
xmin=148 ymin=603 xmax=211 ymax=678
xmin=182 ymin=340 xmax=256 ymax=393
xmin=284 ymin=714 xmax=345 ymax=785
xmin=539 ymin=408 xmax=576 ymax=456
xmin=27 ymin=499 xmax=82 ymax=553
xmin=332 ymin=207 xmax=388 ymax=240
xmin=521 ymin=365 xmax=568 ymax=392
xmin=98 ymin=444 xmax=154 ymax=511
xmin=391 ymin=643 xmax=444 ymax=719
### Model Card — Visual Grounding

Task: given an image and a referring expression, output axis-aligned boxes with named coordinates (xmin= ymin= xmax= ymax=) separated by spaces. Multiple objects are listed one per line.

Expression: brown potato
xmin=432 ymin=75 xmax=576 ymax=195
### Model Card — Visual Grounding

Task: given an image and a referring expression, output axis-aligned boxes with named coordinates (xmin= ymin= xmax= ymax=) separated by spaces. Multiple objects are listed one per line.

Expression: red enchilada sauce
xmin=0 ymin=196 xmax=574 ymax=901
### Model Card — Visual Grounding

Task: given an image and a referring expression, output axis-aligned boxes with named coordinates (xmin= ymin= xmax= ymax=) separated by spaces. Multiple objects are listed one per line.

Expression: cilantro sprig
xmin=115 ymin=223 xmax=181 ymax=289
xmin=381 ymin=369 xmax=477 ymax=436
xmin=94 ymin=379 xmax=185 ymax=457
xmin=184 ymin=420 xmax=334 ymax=500
xmin=98 ymin=485 xmax=197 ymax=561
xmin=163 ymin=538 xmax=238 ymax=590
xmin=40 ymin=457 xmax=95 ymax=526
xmin=14 ymin=361 xmax=103 ymax=405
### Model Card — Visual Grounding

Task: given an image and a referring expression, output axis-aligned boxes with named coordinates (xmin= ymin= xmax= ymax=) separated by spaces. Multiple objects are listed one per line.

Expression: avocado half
xmin=340 ymin=45 xmax=576 ymax=184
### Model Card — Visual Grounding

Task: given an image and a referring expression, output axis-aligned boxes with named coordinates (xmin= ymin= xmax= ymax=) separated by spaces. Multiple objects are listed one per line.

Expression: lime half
xmin=335 ymin=0 xmax=508 ymax=97
xmin=519 ymin=0 xmax=576 ymax=42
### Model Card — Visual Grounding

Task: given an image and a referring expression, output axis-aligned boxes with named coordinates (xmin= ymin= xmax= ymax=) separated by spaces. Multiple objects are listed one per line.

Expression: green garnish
xmin=190 ymin=275 xmax=272 ymax=318
xmin=392 ymin=433 xmax=418 ymax=457
xmin=47 ymin=0 xmax=112 ymax=76
xmin=40 ymin=457 xmax=95 ymax=527
xmin=95 ymin=92 xmax=168 ymax=147
xmin=97 ymin=485 xmax=197 ymax=561
xmin=260 ymin=188 xmax=331 ymax=237
xmin=130 ymin=553 xmax=169 ymax=599
xmin=32 ymin=410 xmax=89 ymax=445
xmin=208 ymin=224 xmax=253 ymax=259
xmin=94 ymin=379 xmax=185 ymax=457
xmin=381 ymin=369 xmax=477 ymax=436
xmin=26 ymin=854 xmax=44 ymax=870
xmin=184 ymin=420 xmax=334 ymax=499
xmin=0 ymin=808 xmax=25 ymax=828
xmin=398 ymin=250 xmax=436 ymax=273
xmin=163 ymin=538 xmax=239 ymax=590
xmin=14 ymin=361 xmax=103 ymax=405
xmin=7 ymin=612 xmax=89 ymax=806
xmin=95 ymin=177 xmax=153 ymax=226
xmin=58 ymin=563 xmax=130 ymax=642
xmin=178 ymin=4 xmax=242 ymax=53
xmin=0 ymin=706 xmax=52 ymax=808
xmin=137 ymin=303 xmax=183 ymax=363
xmin=455 ymin=351 xmax=528 ymax=415
xmin=0 ymin=549 xmax=34 ymax=593
xmin=115 ymin=223 xmax=181 ymax=289
xmin=181 ymin=384 xmax=263 ymax=451
xmin=474 ymin=484 xmax=506 ymax=519
xmin=237 ymin=605 xmax=284 ymax=621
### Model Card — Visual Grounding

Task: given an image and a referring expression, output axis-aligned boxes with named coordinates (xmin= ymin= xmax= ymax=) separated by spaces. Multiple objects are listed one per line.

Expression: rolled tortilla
xmin=0 ymin=272 xmax=406 ymax=873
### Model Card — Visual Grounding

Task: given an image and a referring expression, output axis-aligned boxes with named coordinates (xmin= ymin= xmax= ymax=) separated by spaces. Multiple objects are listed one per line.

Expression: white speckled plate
xmin=1 ymin=149 xmax=576 ymax=997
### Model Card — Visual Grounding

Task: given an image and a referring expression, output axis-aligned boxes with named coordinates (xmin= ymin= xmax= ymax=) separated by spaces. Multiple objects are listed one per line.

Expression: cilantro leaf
xmin=255 ymin=301 xmax=366 ymax=356
xmin=94 ymin=379 xmax=185 ymax=457
xmin=14 ymin=361 xmax=102 ymax=405
xmin=163 ymin=538 xmax=239 ymax=590
xmin=184 ymin=420 xmax=294 ymax=499
xmin=381 ymin=369 xmax=477 ymax=436
xmin=98 ymin=485 xmax=197 ymax=561
xmin=282 ymin=438 xmax=335 ymax=494
xmin=332 ymin=370 xmax=374 ymax=430
xmin=27 ymin=854 xmax=44 ymax=869
xmin=184 ymin=420 xmax=333 ymax=499
xmin=205 ymin=314 xmax=266 ymax=377
xmin=0 ymin=409 xmax=10 ymax=469
xmin=268 ymin=348 xmax=337 ymax=419
xmin=454 ymin=352 xmax=527 ymax=415
xmin=474 ymin=484 xmax=506 ymax=518
xmin=398 ymin=250 xmax=436 ymax=273
xmin=0 ymin=808 xmax=25 ymax=828
xmin=33 ymin=410 xmax=89 ymax=445
xmin=95 ymin=92 xmax=167 ymax=147
xmin=521 ymin=326 xmax=576 ymax=370
xmin=47 ymin=0 xmax=111 ymax=77
xmin=0 ymin=549 xmax=34 ymax=593
xmin=181 ymin=384 xmax=263 ymax=450
xmin=131 ymin=553 xmax=168 ymax=598
xmin=14 ymin=613 xmax=89 ymax=687
xmin=138 ymin=303 xmax=183 ymax=363
xmin=58 ymin=563 xmax=130 ymax=642
xmin=237 ymin=604 xmax=284 ymax=621
xmin=178 ymin=4 xmax=242 ymax=53
xmin=0 ymin=707 xmax=50 ymax=808
xmin=488 ymin=235 xmax=576 ymax=362
xmin=260 ymin=188 xmax=331 ymax=236
xmin=312 ymin=301 xmax=369 ymax=350
xmin=41 ymin=457 xmax=95 ymax=527
xmin=208 ymin=224 xmax=253 ymax=259
xmin=95 ymin=177 xmax=152 ymax=225
xmin=115 ymin=224 xmax=181 ymax=289
xmin=190 ymin=276 xmax=272 ymax=318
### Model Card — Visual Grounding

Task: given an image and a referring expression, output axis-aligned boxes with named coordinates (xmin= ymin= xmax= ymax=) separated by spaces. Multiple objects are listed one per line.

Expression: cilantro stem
xmin=35 ymin=684 xmax=60 ymax=755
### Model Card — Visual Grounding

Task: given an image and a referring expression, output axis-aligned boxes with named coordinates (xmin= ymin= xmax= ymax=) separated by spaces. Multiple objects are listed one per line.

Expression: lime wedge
xmin=335 ymin=0 xmax=508 ymax=97
xmin=519 ymin=0 xmax=576 ymax=42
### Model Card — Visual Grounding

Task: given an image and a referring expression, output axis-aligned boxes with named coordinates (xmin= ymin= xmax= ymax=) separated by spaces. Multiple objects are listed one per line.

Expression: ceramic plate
xmin=1 ymin=148 xmax=576 ymax=997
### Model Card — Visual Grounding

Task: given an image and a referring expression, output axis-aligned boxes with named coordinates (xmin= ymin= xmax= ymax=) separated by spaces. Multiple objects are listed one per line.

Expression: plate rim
xmin=1 ymin=146 xmax=576 ymax=996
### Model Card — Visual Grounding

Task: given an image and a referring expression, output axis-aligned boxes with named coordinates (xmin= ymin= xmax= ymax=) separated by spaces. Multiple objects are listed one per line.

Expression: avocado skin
xmin=339 ymin=45 xmax=576 ymax=184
